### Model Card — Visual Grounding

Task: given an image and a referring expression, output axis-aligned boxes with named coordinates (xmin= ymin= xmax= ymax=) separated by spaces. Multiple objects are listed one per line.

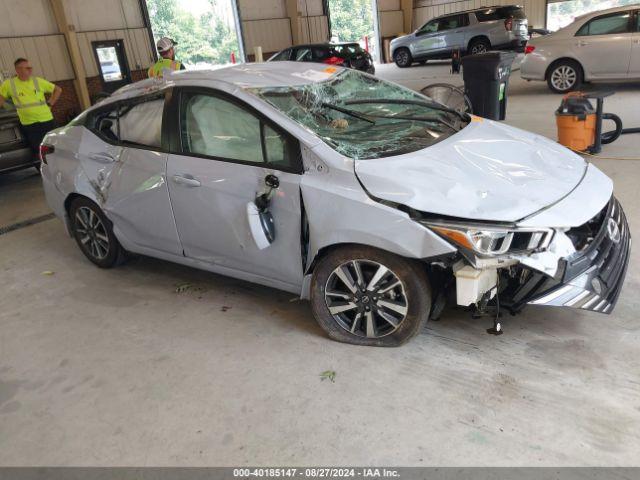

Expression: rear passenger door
xmin=574 ymin=10 xmax=633 ymax=78
xmin=438 ymin=14 xmax=468 ymax=52
xmin=81 ymin=93 xmax=182 ymax=256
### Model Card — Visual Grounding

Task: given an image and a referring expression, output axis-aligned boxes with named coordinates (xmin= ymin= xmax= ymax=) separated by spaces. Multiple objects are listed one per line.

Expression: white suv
xmin=521 ymin=5 xmax=640 ymax=93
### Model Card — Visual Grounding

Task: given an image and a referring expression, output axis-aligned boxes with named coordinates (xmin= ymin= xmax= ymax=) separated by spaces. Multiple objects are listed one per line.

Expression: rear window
xmin=476 ymin=6 xmax=526 ymax=22
xmin=334 ymin=44 xmax=364 ymax=57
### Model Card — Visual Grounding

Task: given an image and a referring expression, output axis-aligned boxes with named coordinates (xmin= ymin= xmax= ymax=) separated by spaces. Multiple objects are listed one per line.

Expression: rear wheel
xmin=310 ymin=245 xmax=431 ymax=347
xmin=468 ymin=38 xmax=490 ymax=55
xmin=547 ymin=60 xmax=583 ymax=93
xmin=394 ymin=48 xmax=412 ymax=68
xmin=69 ymin=197 xmax=126 ymax=268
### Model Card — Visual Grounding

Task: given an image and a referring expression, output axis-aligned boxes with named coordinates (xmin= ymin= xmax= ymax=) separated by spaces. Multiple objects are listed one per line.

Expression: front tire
xmin=547 ymin=60 xmax=583 ymax=93
xmin=69 ymin=197 xmax=126 ymax=268
xmin=393 ymin=48 xmax=412 ymax=68
xmin=310 ymin=245 xmax=431 ymax=347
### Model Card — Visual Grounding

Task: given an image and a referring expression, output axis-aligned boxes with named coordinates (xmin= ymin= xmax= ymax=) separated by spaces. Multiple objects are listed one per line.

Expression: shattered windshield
xmin=251 ymin=69 xmax=468 ymax=160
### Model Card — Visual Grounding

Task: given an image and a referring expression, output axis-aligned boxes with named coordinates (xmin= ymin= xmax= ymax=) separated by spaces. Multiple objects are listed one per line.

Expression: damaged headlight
xmin=429 ymin=225 xmax=554 ymax=257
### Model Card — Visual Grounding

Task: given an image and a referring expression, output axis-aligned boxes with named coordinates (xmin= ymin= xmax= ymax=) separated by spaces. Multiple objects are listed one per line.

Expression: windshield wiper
xmin=343 ymin=98 xmax=470 ymax=122
xmin=320 ymin=102 xmax=376 ymax=124
xmin=365 ymin=113 xmax=457 ymax=131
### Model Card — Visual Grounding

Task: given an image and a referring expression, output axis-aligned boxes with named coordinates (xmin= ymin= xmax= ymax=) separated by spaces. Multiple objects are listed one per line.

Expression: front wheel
xmin=310 ymin=246 xmax=432 ymax=347
xmin=547 ymin=60 xmax=583 ymax=93
xmin=69 ymin=197 xmax=126 ymax=268
xmin=393 ymin=48 xmax=412 ymax=68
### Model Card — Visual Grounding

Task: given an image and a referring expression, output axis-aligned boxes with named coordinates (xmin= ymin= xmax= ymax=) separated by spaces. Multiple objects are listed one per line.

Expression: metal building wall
xmin=239 ymin=0 xmax=329 ymax=57
xmin=0 ymin=0 xmax=154 ymax=82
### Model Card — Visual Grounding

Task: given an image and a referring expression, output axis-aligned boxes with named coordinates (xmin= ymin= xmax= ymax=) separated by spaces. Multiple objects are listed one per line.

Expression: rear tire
xmin=393 ymin=48 xmax=412 ymax=68
xmin=468 ymin=38 xmax=490 ymax=55
xmin=310 ymin=245 xmax=431 ymax=347
xmin=69 ymin=197 xmax=126 ymax=268
xmin=547 ymin=60 xmax=583 ymax=94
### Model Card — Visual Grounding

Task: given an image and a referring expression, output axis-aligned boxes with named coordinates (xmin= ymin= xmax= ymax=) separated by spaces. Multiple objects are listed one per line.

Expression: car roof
xmin=288 ymin=42 xmax=360 ymax=49
xmin=431 ymin=4 xmax=523 ymax=19
xmin=107 ymin=62 xmax=344 ymax=102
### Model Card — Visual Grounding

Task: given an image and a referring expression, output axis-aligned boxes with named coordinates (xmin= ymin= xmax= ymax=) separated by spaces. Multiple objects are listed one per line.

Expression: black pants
xmin=22 ymin=120 xmax=56 ymax=157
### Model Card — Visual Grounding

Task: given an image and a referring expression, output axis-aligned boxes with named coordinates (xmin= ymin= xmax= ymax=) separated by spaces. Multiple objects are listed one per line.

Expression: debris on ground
xmin=41 ymin=271 xmax=55 ymax=276
xmin=221 ymin=306 xmax=231 ymax=312
xmin=175 ymin=283 xmax=203 ymax=294
xmin=320 ymin=370 xmax=336 ymax=383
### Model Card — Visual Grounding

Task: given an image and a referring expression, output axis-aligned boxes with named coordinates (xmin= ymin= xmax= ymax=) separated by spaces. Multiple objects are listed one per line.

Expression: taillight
xmin=323 ymin=56 xmax=344 ymax=65
xmin=40 ymin=144 xmax=54 ymax=164
xmin=504 ymin=17 xmax=513 ymax=31
xmin=525 ymin=45 xmax=536 ymax=55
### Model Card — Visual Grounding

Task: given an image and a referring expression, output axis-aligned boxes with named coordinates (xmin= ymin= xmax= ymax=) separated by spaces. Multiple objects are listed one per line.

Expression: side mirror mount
xmin=247 ymin=174 xmax=280 ymax=249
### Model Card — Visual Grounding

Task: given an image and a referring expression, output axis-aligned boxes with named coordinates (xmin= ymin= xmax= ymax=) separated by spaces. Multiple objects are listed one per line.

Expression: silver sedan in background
xmin=521 ymin=5 xmax=640 ymax=93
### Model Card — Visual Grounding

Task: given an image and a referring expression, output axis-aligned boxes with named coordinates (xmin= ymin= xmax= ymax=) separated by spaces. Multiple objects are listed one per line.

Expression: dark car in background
xmin=268 ymin=42 xmax=375 ymax=74
xmin=0 ymin=105 xmax=36 ymax=174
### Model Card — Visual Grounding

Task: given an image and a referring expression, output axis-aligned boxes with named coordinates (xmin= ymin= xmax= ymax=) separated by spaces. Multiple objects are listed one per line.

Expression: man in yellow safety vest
xmin=148 ymin=37 xmax=185 ymax=78
xmin=0 ymin=57 xmax=62 ymax=157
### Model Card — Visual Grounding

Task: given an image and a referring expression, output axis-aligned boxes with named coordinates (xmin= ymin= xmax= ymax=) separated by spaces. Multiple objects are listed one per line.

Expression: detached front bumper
xmin=529 ymin=198 xmax=630 ymax=314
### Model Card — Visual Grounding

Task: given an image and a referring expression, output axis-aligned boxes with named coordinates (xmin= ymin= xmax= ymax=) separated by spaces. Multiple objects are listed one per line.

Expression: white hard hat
xmin=156 ymin=37 xmax=176 ymax=54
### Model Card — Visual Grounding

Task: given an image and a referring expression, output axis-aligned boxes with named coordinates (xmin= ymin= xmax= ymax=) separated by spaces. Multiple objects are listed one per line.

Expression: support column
xmin=400 ymin=0 xmax=414 ymax=34
xmin=286 ymin=0 xmax=301 ymax=46
xmin=50 ymin=0 xmax=91 ymax=109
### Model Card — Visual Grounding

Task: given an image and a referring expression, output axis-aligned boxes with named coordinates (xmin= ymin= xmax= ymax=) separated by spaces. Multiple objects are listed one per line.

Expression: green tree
xmin=328 ymin=0 xmax=373 ymax=43
xmin=145 ymin=0 xmax=239 ymax=66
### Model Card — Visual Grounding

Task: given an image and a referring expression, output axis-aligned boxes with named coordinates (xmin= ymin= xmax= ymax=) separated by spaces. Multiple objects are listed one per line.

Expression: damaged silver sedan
xmin=40 ymin=62 xmax=630 ymax=346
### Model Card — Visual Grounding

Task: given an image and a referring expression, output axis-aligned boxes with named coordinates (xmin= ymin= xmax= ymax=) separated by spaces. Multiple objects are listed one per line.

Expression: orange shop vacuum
xmin=556 ymin=91 xmax=639 ymax=154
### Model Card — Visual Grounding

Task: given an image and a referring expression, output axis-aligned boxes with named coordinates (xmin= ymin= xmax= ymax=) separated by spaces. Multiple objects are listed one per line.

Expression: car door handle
xmin=577 ymin=40 xmax=588 ymax=47
xmin=89 ymin=152 xmax=117 ymax=163
xmin=172 ymin=174 xmax=201 ymax=188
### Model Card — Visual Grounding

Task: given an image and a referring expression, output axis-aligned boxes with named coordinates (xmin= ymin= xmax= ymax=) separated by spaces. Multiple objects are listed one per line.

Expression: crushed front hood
xmin=354 ymin=119 xmax=588 ymax=223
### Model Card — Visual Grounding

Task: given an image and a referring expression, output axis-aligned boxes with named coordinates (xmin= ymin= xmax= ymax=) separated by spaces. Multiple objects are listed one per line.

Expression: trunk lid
xmin=354 ymin=119 xmax=587 ymax=223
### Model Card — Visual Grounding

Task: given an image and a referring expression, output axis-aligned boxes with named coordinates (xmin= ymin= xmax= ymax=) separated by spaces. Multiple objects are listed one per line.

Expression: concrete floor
xmin=1 ymin=62 xmax=640 ymax=467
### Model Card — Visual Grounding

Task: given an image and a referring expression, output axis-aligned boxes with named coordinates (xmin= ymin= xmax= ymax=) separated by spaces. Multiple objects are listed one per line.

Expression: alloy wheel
xmin=471 ymin=44 xmax=487 ymax=54
xmin=75 ymin=206 xmax=110 ymax=260
xmin=551 ymin=65 xmax=577 ymax=91
xmin=396 ymin=50 xmax=410 ymax=66
xmin=324 ymin=260 xmax=409 ymax=338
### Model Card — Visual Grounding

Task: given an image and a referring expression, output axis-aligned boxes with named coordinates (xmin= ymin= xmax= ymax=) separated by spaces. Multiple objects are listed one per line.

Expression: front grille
xmin=528 ymin=197 xmax=631 ymax=314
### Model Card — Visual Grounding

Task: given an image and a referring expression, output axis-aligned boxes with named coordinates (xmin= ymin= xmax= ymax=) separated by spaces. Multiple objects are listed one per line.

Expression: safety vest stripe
xmin=9 ymin=77 xmax=47 ymax=109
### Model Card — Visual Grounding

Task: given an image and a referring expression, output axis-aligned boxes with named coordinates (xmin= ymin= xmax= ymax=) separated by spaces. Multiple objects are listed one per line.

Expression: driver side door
xmin=165 ymin=88 xmax=305 ymax=291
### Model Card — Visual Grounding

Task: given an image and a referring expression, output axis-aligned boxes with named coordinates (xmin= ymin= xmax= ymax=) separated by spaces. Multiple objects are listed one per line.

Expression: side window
xmin=89 ymin=96 xmax=164 ymax=148
xmin=179 ymin=92 xmax=301 ymax=172
xmin=271 ymin=49 xmax=291 ymax=61
xmin=119 ymin=99 xmax=164 ymax=148
xmin=438 ymin=15 xmax=464 ymax=31
xmin=91 ymin=106 xmax=120 ymax=142
xmin=263 ymin=124 xmax=286 ymax=165
xmin=181 ymin=94 xmax=263 ymax=164
xmin=475 ymin=9 xmax=499 ymax=22
xmin=576 ymin=12 xmax=631 ymax=36
xmin=418 ymin=20 xmax=438 ymax=34
xmin=295 ymin=48 xmax=312 ymax=61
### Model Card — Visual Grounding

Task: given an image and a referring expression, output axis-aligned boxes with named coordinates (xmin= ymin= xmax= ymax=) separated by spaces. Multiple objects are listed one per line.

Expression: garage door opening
xmin=327 ymin=0 xmax=380 ymax=61
xmin=145 ymin=0 xmax=242 ymax=69
xmin=547 ymin=0 xmax=639 ymax=31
